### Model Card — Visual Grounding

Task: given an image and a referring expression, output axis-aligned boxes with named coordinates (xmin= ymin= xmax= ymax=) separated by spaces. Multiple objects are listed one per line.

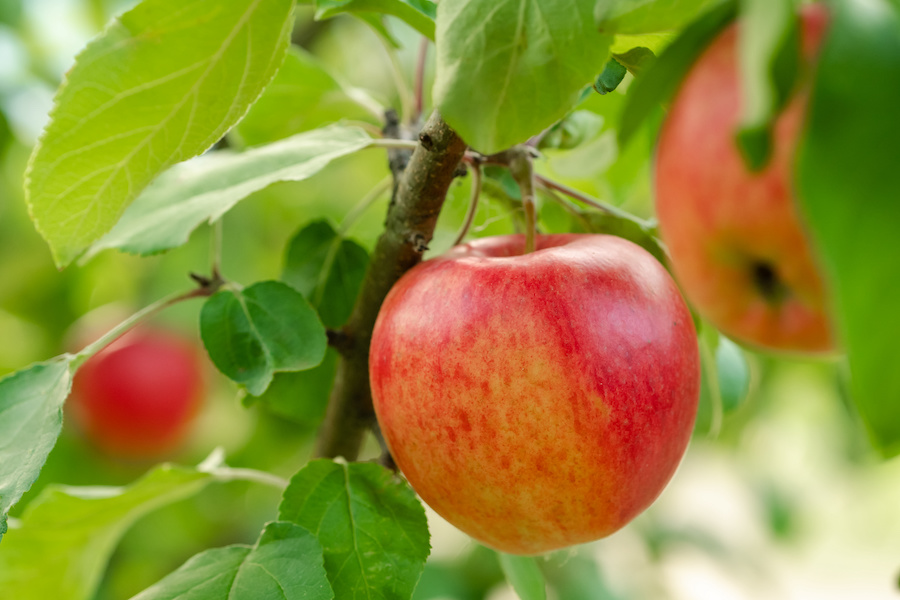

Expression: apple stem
xmin=378 ymin=33 xmax=414 ymax=123
xmin=412 ymin=36 xmax=429 ymax=125
xmin=210 ymin=218 xmax=223 ymax=278
xmin=535 ymin=174 xmax=653 ymax=228
xmin=209 ymin=467 xmax=289 ymax=491
xmin=537 ymin=183 xmax=594 ymax=231
xmin=453 ymin=158 xmax=483 ymax=246
xmin=509 ymin=149 xmax=537 ymax=253
xmin=70 ymin=276 xmax=225 ymax=372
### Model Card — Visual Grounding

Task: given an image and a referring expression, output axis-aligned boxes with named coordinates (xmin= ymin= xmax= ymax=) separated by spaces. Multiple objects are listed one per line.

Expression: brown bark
xmin=315 ymin=111 xmax=467 ymax=460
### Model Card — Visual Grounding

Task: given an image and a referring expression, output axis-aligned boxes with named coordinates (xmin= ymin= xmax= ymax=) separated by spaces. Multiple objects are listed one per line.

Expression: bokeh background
xmin=1 ymin=0 xmax=898 ymax=598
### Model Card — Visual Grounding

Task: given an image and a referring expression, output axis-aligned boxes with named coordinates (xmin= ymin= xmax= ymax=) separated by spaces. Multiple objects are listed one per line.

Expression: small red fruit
xmin=69 ymin=326 xmax=206 ymax=459
xmin=654 ymin=5 xmax=833 ymax=353
xmin=370 ymin=234 xmax=699 ymax=555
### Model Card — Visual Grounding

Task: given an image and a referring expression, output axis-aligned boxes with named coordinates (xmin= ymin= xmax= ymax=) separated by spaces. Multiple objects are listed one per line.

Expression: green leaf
xmin=434 ymin=0 xmax=611 ymax=153
xmin=796 ymin=0 xmax=900 ymax=456
xmin=596 ymin=0 xmax=722 ymax=34
xmin=498 ymin=553 xmax=547 ymax=600
xmin=25 ymin=0 xmax=295 ymax=267
xmin=279 ymin=459 xmax=430 ymax=600
xmin=250 ymin=220 xmax=369 ymax=423
xmin=0 ymin=358 xmax=72 ymax=542
xmin=618 ymin=0 xmax=736 ymax=146
xmin=200 ymin=281 xmax=328 ymax=396
xmin=251 ymin=350 xmax=338 ymax=427
xmin=0 ymin=463 xmax=213 ymax=600
xmin=234 ymin=48 xmax=381 ymax=147
xmin=735 ymin=0 xmax=800 ymax=170
xmin=594 ymin=59 xmax=628 ymax=94
xmin=315 ymin=0 xmax=437 ymax=40
xmin=282 ymin=220 xmax=371 ymax=328
xmin=83 ymin=125 xmax=373 ymax=260
xmin=131 ymin=521 xmax=333 ymax=600
xmin=695 ymin=325 xmax=750 ymax=434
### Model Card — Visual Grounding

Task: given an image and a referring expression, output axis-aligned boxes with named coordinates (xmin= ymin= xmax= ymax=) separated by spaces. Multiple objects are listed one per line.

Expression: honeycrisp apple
xmin=370 ymin=234 xmax=699 ymax=555
xmin=655 ymin=6 xmax=833 ymax=353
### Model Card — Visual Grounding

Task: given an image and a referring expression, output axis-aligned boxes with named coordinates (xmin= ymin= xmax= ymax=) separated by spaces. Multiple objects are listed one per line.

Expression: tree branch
xmin=315 ymin=111 xmax=467 ymax=460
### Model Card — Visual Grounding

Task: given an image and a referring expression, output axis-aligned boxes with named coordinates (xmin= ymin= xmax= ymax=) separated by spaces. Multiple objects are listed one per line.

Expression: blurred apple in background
xmin=654 ymin=5 xmax=834 ymax=354
xmin=68 ymin=313 xmax=207 ymax=459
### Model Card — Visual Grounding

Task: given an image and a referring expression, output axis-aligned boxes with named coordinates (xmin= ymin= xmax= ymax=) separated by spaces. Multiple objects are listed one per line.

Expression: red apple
xmin=69 ymin=326 xmax=206 ymax=459
xmin=369 ymin=234 xmax=699 ymax=555
xmin=654 ymin=5 xmax=833 ymax=353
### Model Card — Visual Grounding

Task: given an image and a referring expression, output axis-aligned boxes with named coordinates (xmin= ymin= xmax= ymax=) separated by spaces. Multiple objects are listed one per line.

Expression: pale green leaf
xmin=0 ymin=464 xmax=213 ymax=600
xmin=83 ymin=125 xmax=373 ymax=260
xmin=200 ymin=281 xmax=328 ymax=396
xmin=498 ymin=553 xmax=547 ymax=600
xmin=26 ymin=0 xmax=296 ymax=266
xmin=279 ymin=459 xmax=430 ymax=600
xmin=234 ymin=47 xmax=382 ymax=147
xmin=131 ymin=521 xmax=333 ymax=600
xmin=596 ymin=0 xmax=722 ymax=34
xmin=0 ymin=358 xmax=72 ymax=542
xmin=434 ymin=0 xmax=611 ymax=153
xmin=735 ymin=0 xmax=800 ymax=169
xmin=316 ymin=0 xmax=437 ymax=40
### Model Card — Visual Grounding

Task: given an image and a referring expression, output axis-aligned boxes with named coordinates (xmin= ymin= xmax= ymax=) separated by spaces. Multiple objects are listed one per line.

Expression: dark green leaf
xmin=234 ymin=48 xmax=381 ymax=147
xmin=279 ymin=459 xmax=430 ymax=600
xmin=498 ymin=553 xmax=547 ymax=600
xmin=619 ymin=0 xmax=737 ymax=146
xmin=595 ymin=0 xmax=722 ymax=34
xmin=200 ymin=281 xmax=327 ymax=396
xmin=131 ymin=521 xmax=333 ymax=600
xmin=26 ymin=0 xmax=295 ymax=266
xmin=0 ymin=359 xmax=72 ymax=542
xmin=84 ymin=125 xmax=372 ymax=260
xmin=594 ymin=59 xmax=628 ymax=94
xmin=435 ymin=0 xmax=611 ymax=153
xmin=611 ymin=46 xmax=657 ymax=77
xmin=735 ymin=0 xmax=801 ymax=170
xmin=0 ymin=464 xmax=213 ymax=600
xmin=796 ymin=0 xmax=900 ymax=456
xmin=315 ymin=0 xmax=437 ymax=40
xmin=251 ymin=350 xmax=338 ymax=427
xmin=282 ymin=220 xmax=370 ymax=328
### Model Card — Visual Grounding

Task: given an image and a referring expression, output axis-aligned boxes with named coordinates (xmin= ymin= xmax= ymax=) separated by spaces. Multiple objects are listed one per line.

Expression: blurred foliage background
xmin=0 ymin=0 xmax=898 ymax=598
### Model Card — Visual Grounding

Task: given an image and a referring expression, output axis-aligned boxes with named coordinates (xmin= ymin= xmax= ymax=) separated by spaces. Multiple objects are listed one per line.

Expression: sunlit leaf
xmin=83 ymin=125 xmax=372 ymax=260
xmin=26 ymin=0 xmax=295 ymax=266
xmin=315 ymin=0 xmax=437 ymax=40
xmin=0 ymin=359 xmax=72 ymax=542
xmin=0 ymin=464 xmax=213 ymax=600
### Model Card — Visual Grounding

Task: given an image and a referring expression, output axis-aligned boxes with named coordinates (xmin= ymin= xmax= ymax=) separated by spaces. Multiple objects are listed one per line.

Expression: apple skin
xmin=370 ymin=234 xmax=699 ymax=555
xmin=654 ymin=6 xmax=833 ymax=354
xmin=69 ymin=327 xmax=206 ymax=459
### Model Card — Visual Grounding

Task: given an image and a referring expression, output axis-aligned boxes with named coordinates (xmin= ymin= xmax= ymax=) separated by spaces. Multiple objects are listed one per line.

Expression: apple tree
xmin=0 ymin=0 xmax=898 ymax=597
